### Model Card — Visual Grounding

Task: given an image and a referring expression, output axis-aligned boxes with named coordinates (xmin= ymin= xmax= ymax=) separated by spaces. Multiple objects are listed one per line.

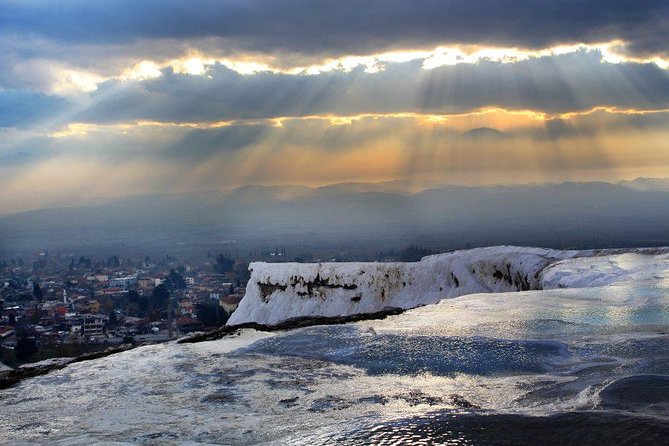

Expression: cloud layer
xmin=3 ymin=1 xmax=668 ymax=58
xmin=1 ymin=1 xmax=668 ymax=213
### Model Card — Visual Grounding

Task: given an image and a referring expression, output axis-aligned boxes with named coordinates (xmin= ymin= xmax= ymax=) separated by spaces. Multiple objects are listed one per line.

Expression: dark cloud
xmin=168 ymin=125 xmax=267 ymax=160
xmin=2 ymin=51 xmax=667 ymax=128
xmin=73 ymin=52 xmax=669 ymax=124
xmin=543 ymin=119 xmax=580 ymax=140
xmin=2 ymin=1 xmax=668 ymax=59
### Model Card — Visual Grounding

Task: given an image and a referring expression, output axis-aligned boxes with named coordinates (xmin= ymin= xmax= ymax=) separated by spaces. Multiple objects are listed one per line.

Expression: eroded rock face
xmin=227 ymin=246 xmax=581 ymax=325
xmin=228 ymin=246 xmax=669 ymax=325
xmin=257 ymin=282 xmax=288 ymax=300
xmin=245 ymin=262 xmax=408 ymax=319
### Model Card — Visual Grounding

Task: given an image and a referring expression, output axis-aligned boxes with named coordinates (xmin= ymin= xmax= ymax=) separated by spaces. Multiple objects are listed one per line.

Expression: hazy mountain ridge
xmin=1 ymin=179 xmax=668 ymax=257
xmin=618 ymin=177 xmax=669 ymax=191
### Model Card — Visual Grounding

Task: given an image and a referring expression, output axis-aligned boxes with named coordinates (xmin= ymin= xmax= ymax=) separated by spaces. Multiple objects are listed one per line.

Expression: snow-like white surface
xmin=2 ymin=254 xmax=668 ymax=444
xmin=540 ymin=252 xmax=669 ymax=289
xmin=18 ymin=357 xmax=74 ymax=369
xmin=188 ymin=329 xmax=275 ymax=354
xmin=229 ymin=246 xmax=581 ymax=325
xmin=4 ymin=281 xmax=667 ymax=445
xmin=230 ymin=246 xmax=669 ymax=325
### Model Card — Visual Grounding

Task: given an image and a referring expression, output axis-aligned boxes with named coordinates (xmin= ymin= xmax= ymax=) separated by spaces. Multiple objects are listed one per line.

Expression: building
xmin=78 ymin=299 xmax=101 ymax=314
xmin=138 ymin=278 xmax=154 ymax=289
xmin=108 ymin=276 xmax=137 ymax=289
xmin=82 ymin=314 xmax=107 ymax=337
xmin=177 ymin=317 xmax=202 ymax=333
xmin=178 ymin=300 xmax=195 ymax=315
xmin=93 ymin=274 xmax=109 ymax=282
xmin=219 ymin=294 xmax=243 ymax=314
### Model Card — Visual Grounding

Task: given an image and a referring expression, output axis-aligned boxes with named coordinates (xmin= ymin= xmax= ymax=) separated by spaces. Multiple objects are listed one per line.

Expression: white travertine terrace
xmin=229 ymin=246 xmax=669 ymax=325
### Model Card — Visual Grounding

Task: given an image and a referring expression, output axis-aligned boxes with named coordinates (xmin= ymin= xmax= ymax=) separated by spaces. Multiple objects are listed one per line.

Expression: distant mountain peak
xmin=618 ymin=177 xmax=669 ymax=191
xmin=462 ymin=127 xmax=507 ymax=138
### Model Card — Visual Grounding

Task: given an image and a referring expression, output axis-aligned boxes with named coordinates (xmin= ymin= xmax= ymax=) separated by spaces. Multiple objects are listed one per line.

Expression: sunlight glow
xmin=45 ymin=40 xmax=669 ymax=96
xmin=121 ymin=60 xmax=163 ymax=81
xmin=151 ymin=41 xmax=669 ymax=77
xmin=47 ymin=120 xmax=236 ymax=138
xmin=44 ymin=106 xmax=669 ymax=139
xmin=172 ymin=57 xmax=211 ymax=75
xmin=50 ymin=68 xmax=104 ymax=94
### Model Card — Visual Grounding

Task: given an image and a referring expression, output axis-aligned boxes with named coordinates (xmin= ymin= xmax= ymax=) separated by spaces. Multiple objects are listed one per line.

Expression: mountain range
xmin=1 ymin=178 xmax=668 ymax=258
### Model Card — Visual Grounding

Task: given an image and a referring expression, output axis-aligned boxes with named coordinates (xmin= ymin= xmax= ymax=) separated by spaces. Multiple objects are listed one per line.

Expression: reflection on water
xmin=0 ymin=285 xmax=668 ymax=445
xmin=323 ymin=411 xmax=669 ymax=446
xmin=240 ymin=328 xmax=570 ymax=376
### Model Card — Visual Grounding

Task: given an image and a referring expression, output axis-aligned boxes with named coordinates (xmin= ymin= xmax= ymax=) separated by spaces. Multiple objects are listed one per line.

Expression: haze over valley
xmin=2 ymin=178 xmax=668 ymax=259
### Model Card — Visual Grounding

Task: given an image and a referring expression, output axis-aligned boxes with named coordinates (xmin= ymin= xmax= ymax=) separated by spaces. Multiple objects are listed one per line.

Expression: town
xmin=0 ymin=244 xmax=434 ymax=369
xmin=0 ymin=251 xmax=251 ymax=368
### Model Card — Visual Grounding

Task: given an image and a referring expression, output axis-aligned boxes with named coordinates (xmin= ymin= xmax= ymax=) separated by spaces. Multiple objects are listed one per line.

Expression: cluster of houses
xmin=0 ymin=254 xmax=248 ymax=364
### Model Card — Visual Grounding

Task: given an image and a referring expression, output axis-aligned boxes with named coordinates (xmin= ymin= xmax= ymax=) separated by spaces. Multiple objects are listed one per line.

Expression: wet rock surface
xmin=599 ymin=375 xmax=669 ymax=411
xmin=0 ymin=344 xmax=135 ymax=390
xmin=2 ymin=252 xmax=668 ymax=445
xmin=336 ymin=411 xmax=669 ymax=446
xmin=179 ymin=306 xmax=405 ymax=344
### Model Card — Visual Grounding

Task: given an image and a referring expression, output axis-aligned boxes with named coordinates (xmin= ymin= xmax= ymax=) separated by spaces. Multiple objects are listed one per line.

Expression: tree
xmin=126 ymin=290 xmax=149 ymax=317
xmin=165 ymin=269 xmax=187 ymax=290
xmin=32 ymin=281 xmax=43 ymax=302
xmin=150 ymin=284 xmax=170 ymax=320
xmin=196 ymin=302 xmax=218 ymax=326
xmin=213 ymin=254 xmax=234 ymax=274
xmin=30 ymin=305 xmax=41 ymax=324
xmin=108 ymin=310 xmax=118 ymax=327
xmin=196 ymin=301 xmax=228 ymax=327
xmin=15 ymin=337 xmax=38 ymax=361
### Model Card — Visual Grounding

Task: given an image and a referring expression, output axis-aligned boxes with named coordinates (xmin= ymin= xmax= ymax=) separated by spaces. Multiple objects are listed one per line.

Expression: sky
xmin=1 ymin=0 xmax=669 ymax=213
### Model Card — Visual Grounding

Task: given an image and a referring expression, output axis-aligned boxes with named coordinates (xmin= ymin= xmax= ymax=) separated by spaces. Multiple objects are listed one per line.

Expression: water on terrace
xmin=2 ymin=279 xmax=668 ymax=445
